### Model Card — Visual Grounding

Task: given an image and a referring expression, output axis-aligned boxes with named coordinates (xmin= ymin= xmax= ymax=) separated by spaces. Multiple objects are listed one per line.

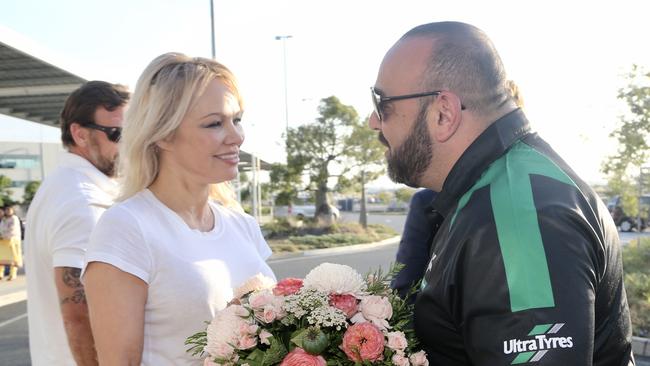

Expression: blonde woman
xmin=83 ymin=53 xmax=276 ymax=365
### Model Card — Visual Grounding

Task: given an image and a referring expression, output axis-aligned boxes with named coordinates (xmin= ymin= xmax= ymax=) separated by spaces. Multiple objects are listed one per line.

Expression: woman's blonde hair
xmin=118 ymin=52 xmax=243 ymax=210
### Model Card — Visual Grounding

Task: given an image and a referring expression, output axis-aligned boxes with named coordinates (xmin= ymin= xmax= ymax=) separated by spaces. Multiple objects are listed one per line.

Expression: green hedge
xmin=263 ymin=219 xmax=397 ymax=252
xmin=624 ymin=239 xmax=650 ymax=337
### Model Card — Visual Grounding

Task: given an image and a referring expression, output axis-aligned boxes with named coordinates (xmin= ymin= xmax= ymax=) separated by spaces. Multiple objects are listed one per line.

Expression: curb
xmin=0 ymin=289 xmax=26 ymax=308
xmin=634 ymin=336 xmax=650 ymax=357
xmin=268 ymin=235 xmax=400 ymax=262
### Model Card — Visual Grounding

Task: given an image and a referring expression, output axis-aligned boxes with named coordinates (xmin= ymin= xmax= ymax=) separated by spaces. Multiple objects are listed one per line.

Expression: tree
xmin=376 ymin=191 xmax=393 ymax=204
xmin=603 ymin=65 xmax=650 ymax=210
xmin=342 ymin=117 xmax=385 ymax=228
xmin=22 ymin=181 xmax=41 ymax=208
xmin=239 ymin=172 xmax=251 ymax=203
xmin=0 ymin=175 xmax=14 ymax=207
xmin=394 ymin=187 xmax=416 ymax=204
xmin=603 ymin=65 xmax=650 ymax=175
xmin=269 ymin=163 xmax=303 ymax=206
xmin=285 ymin=96 xmax=358 ymax=217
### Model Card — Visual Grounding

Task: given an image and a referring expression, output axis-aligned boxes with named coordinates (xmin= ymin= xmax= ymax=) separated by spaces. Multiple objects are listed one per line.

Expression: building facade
xmin=0 ymin=141 xmax=64 ymax=205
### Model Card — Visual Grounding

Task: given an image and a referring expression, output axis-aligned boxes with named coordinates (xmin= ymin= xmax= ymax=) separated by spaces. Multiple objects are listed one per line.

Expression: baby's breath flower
xmin=283 ymin=288 xmax=329 ymax=318
xmin=306 ymin=305 xmax=348 ymax=330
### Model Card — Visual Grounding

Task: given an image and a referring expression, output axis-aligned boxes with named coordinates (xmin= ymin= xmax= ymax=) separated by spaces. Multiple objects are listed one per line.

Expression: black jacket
xmin=392 ymin=189 xmax=438 ymax=297
xmin=414 ymin=109 xmax=634 ymax=366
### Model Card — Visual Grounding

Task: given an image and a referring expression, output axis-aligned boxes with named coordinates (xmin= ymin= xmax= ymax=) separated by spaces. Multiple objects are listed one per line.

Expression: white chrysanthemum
xmin=205 ymin=305 xmax=251 ymax=359
xmin=302 ymin=263 xmax=366 ymax=295
xmin=233 ymin=273 xmax=276 ymax=299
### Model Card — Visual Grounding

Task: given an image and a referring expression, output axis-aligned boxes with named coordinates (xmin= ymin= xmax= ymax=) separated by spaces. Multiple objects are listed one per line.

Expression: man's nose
xmin=368 ymin=111 xmax=381 ymax=130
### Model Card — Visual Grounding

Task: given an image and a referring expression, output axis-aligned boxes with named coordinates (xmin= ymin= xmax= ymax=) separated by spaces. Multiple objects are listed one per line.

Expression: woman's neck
xmin=148 ymin=169 xmax=214 ymax=232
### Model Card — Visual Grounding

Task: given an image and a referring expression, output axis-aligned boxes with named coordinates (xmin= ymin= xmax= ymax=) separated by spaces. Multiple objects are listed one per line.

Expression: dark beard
xmin=384 ymin=105 xmax=432 ymax=187
xmin=88 ymin=133 xmax=117 ymax=177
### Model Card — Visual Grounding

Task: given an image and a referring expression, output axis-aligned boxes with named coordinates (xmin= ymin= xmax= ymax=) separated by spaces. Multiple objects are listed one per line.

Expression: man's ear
xmin=69 ymin=123 xmax=90 ymax=147
xmin=429 ymin=92 xmax=462 ymax=143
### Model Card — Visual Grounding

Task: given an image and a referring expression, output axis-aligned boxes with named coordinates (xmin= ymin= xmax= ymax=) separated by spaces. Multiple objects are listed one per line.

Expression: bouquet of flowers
xmin=186 ymin=263 xmax=428 ymax=366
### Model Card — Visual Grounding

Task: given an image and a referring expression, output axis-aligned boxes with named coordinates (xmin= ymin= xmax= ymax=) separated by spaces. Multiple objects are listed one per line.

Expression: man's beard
xmin=88 ymin=134 xmax=117 ymax=177
xmin=380 ymin=105 xmax=432 ymax=188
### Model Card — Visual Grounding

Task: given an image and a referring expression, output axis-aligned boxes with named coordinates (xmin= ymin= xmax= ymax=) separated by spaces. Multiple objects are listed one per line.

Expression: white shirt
xmin=24 ymin=152 xmax=118 ymax=366
xmin=1 ymin=215 xmax=20 ymax=239
xmin=84 ymin=189 xmax=275 ymax=366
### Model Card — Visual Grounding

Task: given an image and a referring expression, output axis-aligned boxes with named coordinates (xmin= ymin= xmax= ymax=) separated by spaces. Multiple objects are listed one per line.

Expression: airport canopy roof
xmin=0 ymin=27 xmax=270 ymax=171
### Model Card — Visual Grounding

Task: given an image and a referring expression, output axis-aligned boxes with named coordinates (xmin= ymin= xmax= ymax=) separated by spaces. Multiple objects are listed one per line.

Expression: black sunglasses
xmin=84 ymin=122 xmax=122 ymax=143
xmin=370 ymin=87 xmax=465 ymax=121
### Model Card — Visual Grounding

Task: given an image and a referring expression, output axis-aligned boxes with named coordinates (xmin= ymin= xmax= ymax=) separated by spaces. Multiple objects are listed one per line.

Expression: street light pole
xmin=275 ymin=35 xmax=292 ymax=138
xmin=210 ymin=0 xmax=216 ymax=59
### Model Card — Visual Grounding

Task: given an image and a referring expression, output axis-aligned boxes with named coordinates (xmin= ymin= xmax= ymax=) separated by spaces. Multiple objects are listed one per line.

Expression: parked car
xmin=274 ymin=203 xmax=340 ymax=220
xmin=607 ymin=195 xmax=650 ymax=232
xmin=387 ymin=200 xmax=408 ymax=212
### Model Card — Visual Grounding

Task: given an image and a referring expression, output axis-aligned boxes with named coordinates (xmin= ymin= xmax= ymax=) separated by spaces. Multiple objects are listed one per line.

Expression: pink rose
xmin=274 ymin=278 xmax=304 ymax=296
xmin=238 ymin=323 xmax=258 ymax=336
xmin=409 ymin=351 xmax=429 ymax=366
xmin=280 ymin=347 xmax=326 ymax=366
xmin=341 ymin=322 xmax=385 ymax=362
xmin=329 ymin=294 xmax=358 ymax=318
xmin=259 ymin=329 xmax=273 ymax=345
xmin=204 ymin=358 xmax=220 ymax=366
xmin=392 ymin=353 xmax=410 ymax=366
xmin=262 ymin=306 xmax=278 ymax=323
xmin=238 ymin=335 xmax=257 ymax=349
xmin=249 ymin=290 xmax=276 ymax=309
xmin=358 ymin=295 xmax=392 ymax=330
xmin=233 ymin=305 xmax=249 ymax=317
xmin=213 ymin=343 xmax=234 ymax=359
xmin=386 ymin=331 xmax=408 ymax=351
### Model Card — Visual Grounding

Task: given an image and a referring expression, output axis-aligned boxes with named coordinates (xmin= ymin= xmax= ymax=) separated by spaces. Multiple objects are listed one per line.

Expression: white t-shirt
xmin=84 ymin=189 xmax=275 ymax=366
xmin=24 ymin=152 xmax=118 ymax=366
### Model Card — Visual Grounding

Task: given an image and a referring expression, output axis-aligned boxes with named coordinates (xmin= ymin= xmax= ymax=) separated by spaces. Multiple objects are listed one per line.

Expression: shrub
xmin=261 ymin=218 xmax=297 ymax=239
xmin=623 ymin=239 xmax=650 ymax=275
xmin=624 ymin=238 xmax=650 ymax=337
xmin=265 ymin=219 xmax=398 ymax=252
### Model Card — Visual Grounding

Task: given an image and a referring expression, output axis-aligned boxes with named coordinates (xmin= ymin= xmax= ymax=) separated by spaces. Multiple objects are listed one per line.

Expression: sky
xmin=1 ymin=0 xmax=649 ymax=187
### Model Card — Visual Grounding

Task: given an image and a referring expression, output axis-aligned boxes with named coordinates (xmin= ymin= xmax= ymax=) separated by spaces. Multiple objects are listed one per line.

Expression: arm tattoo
xmin=62 ymin=267 xmax=82 ymax=288
xmin=61 ymin=289 xmax=87 ymax=305
xmin=60 ymin=267 xmax=87 ymax=305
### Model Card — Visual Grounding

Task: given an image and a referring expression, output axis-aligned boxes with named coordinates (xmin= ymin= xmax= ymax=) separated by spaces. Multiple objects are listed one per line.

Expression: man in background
xmin=390 ymin=189 xmax=437 ymax=297
xmin=25 ymin=81 xmax=129 ymax=365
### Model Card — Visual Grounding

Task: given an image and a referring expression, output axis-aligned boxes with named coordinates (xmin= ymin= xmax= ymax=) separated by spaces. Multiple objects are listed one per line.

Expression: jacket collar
xmin=432 ymin=108 xmax=531 ymax=218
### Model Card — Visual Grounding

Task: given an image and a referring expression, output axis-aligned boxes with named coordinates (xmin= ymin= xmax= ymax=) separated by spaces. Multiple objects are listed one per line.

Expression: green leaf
xmin=243 ymin=349 xmax=265 ymax=366
xmin=290 ymin=328 xmax=308 ymax=348
xmin=261 ymin=336 xmax=288 ymax=366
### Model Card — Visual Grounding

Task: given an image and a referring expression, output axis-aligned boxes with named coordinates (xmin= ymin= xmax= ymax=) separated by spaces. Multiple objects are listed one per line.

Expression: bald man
xmin=369 ymin=22 xmax=634 ymax=366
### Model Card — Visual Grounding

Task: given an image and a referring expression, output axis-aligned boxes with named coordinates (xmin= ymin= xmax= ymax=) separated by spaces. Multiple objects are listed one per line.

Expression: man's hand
xmin=54 ymin=266 xmax=98 ymax=366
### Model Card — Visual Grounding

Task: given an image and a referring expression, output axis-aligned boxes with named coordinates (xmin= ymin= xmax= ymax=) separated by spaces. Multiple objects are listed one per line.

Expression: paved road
xmin=339 ymin=211 xmax=407 ymax=233
xmin=270 ymin=241 xmax=398 ymax=280
xmin=620 ymin=230 xmax=650 ymax=244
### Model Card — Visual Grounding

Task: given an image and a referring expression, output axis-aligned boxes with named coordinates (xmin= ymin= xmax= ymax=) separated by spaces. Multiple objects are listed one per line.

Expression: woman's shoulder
xmin=210 ymin=201 xmax=259 ymax=230
xmin=102 ymin=190 xmax=152 ymax=223
xmin=210 ymin=200 xmax=250 ymax=219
